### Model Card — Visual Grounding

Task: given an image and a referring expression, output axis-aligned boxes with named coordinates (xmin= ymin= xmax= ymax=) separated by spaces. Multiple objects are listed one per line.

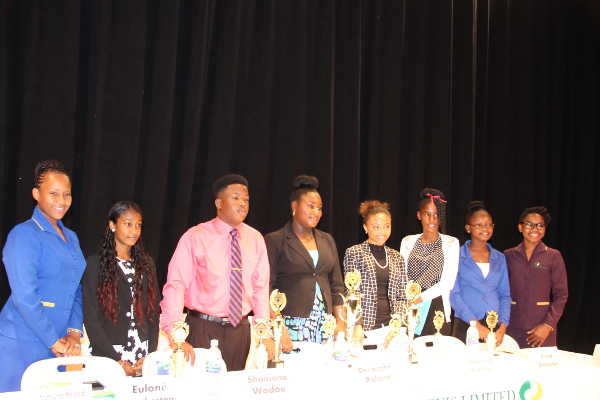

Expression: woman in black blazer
xmin=265 ymin=176 xmax=345 ymax=351
xmin=82 ymin=201 xmax=160 ymax=376
xmin=343 ymin=200 xmax=408 ymax=347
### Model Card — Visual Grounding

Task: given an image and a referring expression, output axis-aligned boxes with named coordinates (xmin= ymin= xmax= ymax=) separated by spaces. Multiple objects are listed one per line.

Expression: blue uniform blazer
xmin=0 ymin=206 xmax=86 ymax=347
xmin=450 ymin=241 xmax=511 ymax=326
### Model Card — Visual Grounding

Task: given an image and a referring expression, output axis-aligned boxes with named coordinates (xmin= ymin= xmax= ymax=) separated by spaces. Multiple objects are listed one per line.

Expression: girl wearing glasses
xmin=400 ymin=188 xmax=459 ymax=336
xmin=503 ymin=206 xmax=568 ymax=348
xmin=450 ymin=202 xmax=511 ymax=345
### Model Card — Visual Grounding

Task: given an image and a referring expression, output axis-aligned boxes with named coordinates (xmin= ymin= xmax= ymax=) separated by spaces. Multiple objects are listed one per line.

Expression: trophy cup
xmin=339 ymin=269 xmax=362 ymax=343
xmin=252 ymin=318 xmax=270 ymax=369
xmin=171 ymin=321 xmax=190 ymax=377
xmin=322 ymin=314 xmax=337 ymax=363
xmin=485 ymin=311 xmax=499 ymax=352
xmin=403 ymin=281 xmax=422 ymax=364
xmin=268 ymin=289 xmax=287 ymax=368
xmin=384 ymin=313 xmax=403 ymax=350
xmin=432 ymin=310 xmax=445 ymax=355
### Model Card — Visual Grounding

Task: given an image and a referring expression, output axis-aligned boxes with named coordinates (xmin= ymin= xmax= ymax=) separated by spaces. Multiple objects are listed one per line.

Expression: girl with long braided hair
xmin=399 ymin=188 xmax=459 ymax=337
xmin=82 ymin=201 xmax=160 ymax=376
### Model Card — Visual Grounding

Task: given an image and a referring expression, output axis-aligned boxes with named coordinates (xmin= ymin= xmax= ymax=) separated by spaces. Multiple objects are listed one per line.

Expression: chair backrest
xmin=413 ymin=334 xmax=466 ymax=356
xmin=21 ymin=356 xmax=125 ymax=391
xmin=496 ymin=334 xmax=520 ymax=351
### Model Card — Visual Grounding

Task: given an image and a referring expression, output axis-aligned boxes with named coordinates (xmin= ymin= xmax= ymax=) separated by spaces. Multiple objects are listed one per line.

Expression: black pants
xmin=415 ymin=296 xmax=451 ymax=337
xmin=452 ymin=316 xmax=487 ymax=343
xmin=186 ymin=313 xmax=251 ymax=372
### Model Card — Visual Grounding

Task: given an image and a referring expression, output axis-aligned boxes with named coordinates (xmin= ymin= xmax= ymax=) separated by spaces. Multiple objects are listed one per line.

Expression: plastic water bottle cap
xmin=211 ymin=339 xmax=219 ymax=347
xmin=470 ymin=320 xmax=476 ymax=326
xmin=337 ymin=331 xmax=345 ymax=339
xmin=400 ymin=326 xmax=407 ymax=333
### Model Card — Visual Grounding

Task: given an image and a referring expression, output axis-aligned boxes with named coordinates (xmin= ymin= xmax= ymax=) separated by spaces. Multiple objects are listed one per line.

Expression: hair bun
xmin=466 ymin=201 xmax=485 ymax=212
xmin=293 ymin=175 xmax=319 ymax=190
xmin=419 ymin=188 xmax=445 ymax=200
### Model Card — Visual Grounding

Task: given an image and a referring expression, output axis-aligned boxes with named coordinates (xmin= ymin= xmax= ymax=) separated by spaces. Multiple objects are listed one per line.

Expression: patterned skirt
xmin=283 ymin=283 xmax=327 ymax=344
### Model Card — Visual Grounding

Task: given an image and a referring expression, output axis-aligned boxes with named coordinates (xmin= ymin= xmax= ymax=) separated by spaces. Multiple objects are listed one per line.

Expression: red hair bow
xmin=427 ymin=193 xmax=447 ymax=204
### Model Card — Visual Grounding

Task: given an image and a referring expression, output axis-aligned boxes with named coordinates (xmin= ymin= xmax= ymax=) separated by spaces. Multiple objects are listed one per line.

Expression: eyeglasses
xmin=468 ymin=224 xmax=495 ymax=229
xmin=520 ymin=221 xmax=546 ymax=230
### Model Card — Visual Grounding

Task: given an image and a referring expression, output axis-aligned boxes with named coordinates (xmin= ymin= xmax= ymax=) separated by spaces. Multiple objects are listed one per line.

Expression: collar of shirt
xmin=32 ymin=206 xmax=66 ymax=238
xmin=212 ymin=216 xmax=244 ymax=237
xmin=515 ymin=240 xmax=547 ymax=259
xmin=460 ymin=240 xmax=500 ymax=261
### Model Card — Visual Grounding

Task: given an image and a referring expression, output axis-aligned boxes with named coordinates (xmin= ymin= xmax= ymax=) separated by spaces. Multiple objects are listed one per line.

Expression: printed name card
xmin=347 ymin=360 xmax=396 ymax=395
xmin=30 ymin=384 xmax=92 ymax=400
xmin=127 ymin=377 xmax=179 ymax=399
xmin=464 ymin=352 xmax=495 ymax=374
xmin=529 ymin=346 xmax=560 ymax=372
xmin=228 ymin=367 xmax=302 ymax=397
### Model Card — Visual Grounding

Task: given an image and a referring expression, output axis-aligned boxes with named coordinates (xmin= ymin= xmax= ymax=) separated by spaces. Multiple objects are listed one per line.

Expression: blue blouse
xmin=450 ymin=241 xmax=511 ymax=326
xmin=0 ymin=206 xmax=86 ymax=347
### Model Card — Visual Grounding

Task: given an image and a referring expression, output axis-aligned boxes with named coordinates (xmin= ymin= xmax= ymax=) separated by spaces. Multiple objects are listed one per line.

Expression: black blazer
xmin=265 ymin=220 xmax=344 ymax=317
xmin=82 ymin=254 xmax=161 ymax=361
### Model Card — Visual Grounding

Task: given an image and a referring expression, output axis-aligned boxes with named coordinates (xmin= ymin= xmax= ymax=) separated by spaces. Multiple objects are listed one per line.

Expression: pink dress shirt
xmin=160 ymin=217 xmax=270 ymax=334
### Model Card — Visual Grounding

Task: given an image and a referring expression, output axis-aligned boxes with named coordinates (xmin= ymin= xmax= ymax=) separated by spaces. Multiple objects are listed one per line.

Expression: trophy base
xmin=268 ymin=360 xmax=285 ymax=368
xmin=409 ymin=353 xmax=418 ymax=364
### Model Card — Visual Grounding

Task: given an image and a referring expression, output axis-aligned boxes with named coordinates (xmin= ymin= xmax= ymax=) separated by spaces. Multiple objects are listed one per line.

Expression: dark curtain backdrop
xmin=1 ymin=1 xmax=598 ymax=354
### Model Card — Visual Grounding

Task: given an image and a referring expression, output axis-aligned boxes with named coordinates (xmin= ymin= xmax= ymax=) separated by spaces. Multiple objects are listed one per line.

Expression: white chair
xmin=413 ymin=334 xmax=465 ymax=356
xmin=21 ymin=356 xmax=125 ymax=391
xmin=496 ymin=334 xmax=520 ymax=351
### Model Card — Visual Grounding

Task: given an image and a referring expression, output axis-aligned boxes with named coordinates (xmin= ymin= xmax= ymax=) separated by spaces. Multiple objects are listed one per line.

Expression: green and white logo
xmin=519 ymin=380 xmax=543 ymax=400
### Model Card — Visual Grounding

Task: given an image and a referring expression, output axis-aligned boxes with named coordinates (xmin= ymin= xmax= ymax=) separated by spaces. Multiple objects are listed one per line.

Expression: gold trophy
xmin=170 ymin=321 xmax=190 ymax=377
xmin=384 ymin=313 xmax=403 ymax=349
xmin=268 ymin=289 xmax=287 ymax=368
xmin=432 ymin=311 xmax=445 ymax=355
xmin=486 ymin=311 xmax=499 ymax=352
xmin=322 ymin=314 xmax=337 ymax=363
xmin=252 ymin=318 xmax=270 ymax=369
xmin=403 ymin=281 xmax=422 ymax=364
xmin=339 ymin=269 xmax=362 ymax=343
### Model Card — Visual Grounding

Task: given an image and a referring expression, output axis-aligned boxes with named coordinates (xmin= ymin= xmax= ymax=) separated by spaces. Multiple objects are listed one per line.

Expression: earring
xmin=467 ymin=231 xmax=470 ymax=233
xmin=293 ymin=211 xmax=296 ymax=216
xmin=111 ymin=229 xmax=115 ymax=232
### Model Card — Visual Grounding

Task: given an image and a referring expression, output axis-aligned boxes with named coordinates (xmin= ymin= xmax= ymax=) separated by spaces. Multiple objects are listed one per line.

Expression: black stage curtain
xmin=1 ymin=1 xmax=598 ymax=354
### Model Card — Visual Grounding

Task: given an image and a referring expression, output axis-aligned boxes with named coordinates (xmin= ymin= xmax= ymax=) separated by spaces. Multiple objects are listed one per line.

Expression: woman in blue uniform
xmin=0 ymin=160 xmax=86 ymax=393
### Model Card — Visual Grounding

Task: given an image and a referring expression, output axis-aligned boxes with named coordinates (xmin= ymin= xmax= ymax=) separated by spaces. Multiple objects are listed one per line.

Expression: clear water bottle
xmin=205 ymin=339 xmax=226 ymax=397
xmin=333 ymin=332 xmax=349 ymax=364
xmin=155 ymin=341 xmax=172 ymax=376
xmin=466 ymin=320 xmax=479 ymax=351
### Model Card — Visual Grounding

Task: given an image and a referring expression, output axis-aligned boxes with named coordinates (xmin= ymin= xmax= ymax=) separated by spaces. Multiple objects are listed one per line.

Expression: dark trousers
xmin=416 ymin=296 xmax=452 ymax=337
xmin=186 ymin=314 xmax=251 ymax=372
xmin=452 ymin=316 xmax=487 ymax=343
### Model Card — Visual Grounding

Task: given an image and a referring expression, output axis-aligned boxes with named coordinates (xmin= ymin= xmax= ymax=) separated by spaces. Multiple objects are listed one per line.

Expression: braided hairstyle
xmin=465 ymin=201 xmax=489 ymax=223
xmin=519 ymin=206 xmax=551 ymax=226
xmin=96 ymin=201 xmax=159 ymax=326
xmin=290 ymin=175 xmax=319 ymax=202
xmin=359 ymin=200 xmax=391 ymax=224
xmin=418 ymin=188 xmax=448 ymax=234
xmin=34 ymin=159 xmax=69 ymax=188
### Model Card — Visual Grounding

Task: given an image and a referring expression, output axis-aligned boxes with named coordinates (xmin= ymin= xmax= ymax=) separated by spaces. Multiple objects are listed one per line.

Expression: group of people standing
xmin=0 ymin=160 xmax=568 ymax=393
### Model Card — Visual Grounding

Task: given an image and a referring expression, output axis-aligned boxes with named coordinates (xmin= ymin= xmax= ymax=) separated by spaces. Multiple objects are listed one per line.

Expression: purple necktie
xmin=229 ymin=228 xmax=243 ymax=327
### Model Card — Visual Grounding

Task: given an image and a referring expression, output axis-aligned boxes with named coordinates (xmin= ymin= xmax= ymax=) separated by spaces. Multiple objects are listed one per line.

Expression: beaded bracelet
xmin=67 ymin=328 xmax=84 ymax=337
